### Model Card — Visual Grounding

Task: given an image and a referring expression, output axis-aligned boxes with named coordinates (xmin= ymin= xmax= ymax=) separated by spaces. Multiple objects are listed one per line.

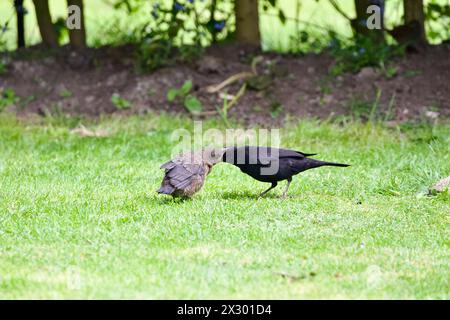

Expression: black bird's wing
xmin=242 ymin=146 xmax=278 ymax=166
xmin=278 ymin=148 xmax=317 ymax=158
xmin=234 ymin=146 xmax=316 ymax=166
xmin=250 ymin=147 xmax=316 ymax=160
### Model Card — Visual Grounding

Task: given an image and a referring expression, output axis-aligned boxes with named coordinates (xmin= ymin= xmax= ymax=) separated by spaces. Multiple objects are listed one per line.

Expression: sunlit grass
xmin=0 ymin=114 xmax=449 ymax=299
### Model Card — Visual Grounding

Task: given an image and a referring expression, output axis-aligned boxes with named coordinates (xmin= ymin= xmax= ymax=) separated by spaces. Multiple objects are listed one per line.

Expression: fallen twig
xmin=205 ymin=71 xmax=254 ymax=93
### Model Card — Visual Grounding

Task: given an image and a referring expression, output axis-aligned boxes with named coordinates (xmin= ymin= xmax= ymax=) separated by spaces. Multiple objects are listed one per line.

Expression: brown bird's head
xmin=202 ymin=147 xmax=227 ymax=167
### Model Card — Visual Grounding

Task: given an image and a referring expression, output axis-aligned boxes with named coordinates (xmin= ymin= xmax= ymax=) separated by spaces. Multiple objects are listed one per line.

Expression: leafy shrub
xmin=328 ymin=35 xmax=405 ymax=76
xmin=126 ymin=0 xmax=233 ymax=71
xmin=425 ymin=1 xmax=450 ymax=43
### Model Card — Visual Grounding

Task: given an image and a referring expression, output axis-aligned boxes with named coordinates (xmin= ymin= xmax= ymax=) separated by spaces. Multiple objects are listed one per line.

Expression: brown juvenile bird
xmin=157 ymin=148 xmax=225 ymax=198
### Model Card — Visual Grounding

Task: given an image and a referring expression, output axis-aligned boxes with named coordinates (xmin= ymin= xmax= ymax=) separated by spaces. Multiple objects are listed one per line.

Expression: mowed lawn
xmin=0 ymin=114 xmax=449 ymax=299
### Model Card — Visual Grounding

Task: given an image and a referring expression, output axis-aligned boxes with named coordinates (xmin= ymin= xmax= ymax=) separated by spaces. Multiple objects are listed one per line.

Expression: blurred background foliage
xmin=1 ymin=1 xmax=448 ymax=49
xmin=0 ymin=0 xmax=448 ymax=73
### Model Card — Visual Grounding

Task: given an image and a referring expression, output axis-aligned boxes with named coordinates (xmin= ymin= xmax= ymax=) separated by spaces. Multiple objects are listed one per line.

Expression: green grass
xmin=0 ymin=114 xmax=449 ymax=299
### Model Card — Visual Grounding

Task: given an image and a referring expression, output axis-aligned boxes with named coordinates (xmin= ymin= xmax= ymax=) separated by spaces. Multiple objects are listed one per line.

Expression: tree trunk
xmin=15 ymin=0 xmax=25 ymax=48
xmin=32 ymin=0 xmax=59 ymax=47
xmin=235 ymin=0 xmax=260 ymax=46
xmin=353 ymin=0 xmax=370 ymax=34
xmin=352 ymin=0 xmax=384 ymax=39
xmin=404 ymin=0 xmax=426 ymax=42
xmin=67 ymin=0 xmax=87 ymax=49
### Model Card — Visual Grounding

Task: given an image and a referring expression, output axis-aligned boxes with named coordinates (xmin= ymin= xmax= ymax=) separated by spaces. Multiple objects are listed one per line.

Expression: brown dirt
xmin=1 ymin=42 xmax=449 ymax=124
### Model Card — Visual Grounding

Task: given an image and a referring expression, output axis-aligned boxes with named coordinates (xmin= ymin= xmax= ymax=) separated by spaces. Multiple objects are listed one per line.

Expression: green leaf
xmin=428 ymin=30 xmax=440 ymax=40
xmin=111 ymin=93 xmax=131 ymax=109
xmin=300 ymin=31 xmax=309 ymax=43
xmin=184 ymin=95 xmax=202 ymax=113
xmin=180 ymin=80 xmax=193 ymax=95
xmin=167 ymin=89 xmax=179 ymax=102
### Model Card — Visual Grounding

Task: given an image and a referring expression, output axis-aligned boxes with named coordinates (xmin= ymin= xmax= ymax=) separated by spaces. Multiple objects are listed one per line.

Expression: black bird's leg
xmin=259 ymin=182 xmax=277 ymax=198
xmin=282 ymin=178 xmax=292 ymax=198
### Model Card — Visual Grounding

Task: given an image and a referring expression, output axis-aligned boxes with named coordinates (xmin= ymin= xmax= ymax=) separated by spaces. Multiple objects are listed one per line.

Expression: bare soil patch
xmin=1 ymin=43 xmax=449 ymax=124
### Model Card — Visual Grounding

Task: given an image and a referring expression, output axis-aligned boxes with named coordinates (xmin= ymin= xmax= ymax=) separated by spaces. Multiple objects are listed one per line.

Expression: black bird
xmin=222 ymin=146 xmax=350 ymax=197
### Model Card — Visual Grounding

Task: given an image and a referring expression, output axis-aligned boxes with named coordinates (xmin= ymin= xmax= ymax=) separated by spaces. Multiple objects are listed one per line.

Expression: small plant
xmin=184 ymin=95 xmax=203 ymax=114
xmin=167 ymin=80 xmax=192 ymax=102
xmin=59 ymin=89 xmax=73 ymax=99
xmin=137 ymin=38 xmax=173 ymax=71
xmin=381 ymin=64 xmax=398 ymax=78
xmin=269 ymin=102 xmax=284 ymax=119
xmin=328 ymin=35 xmax=405 ymax=76
xmin=167 ymin=80 xmax=203 ymax=114
xmin=0 ymin=88 xmax=19 ymax=112
xmin=111 ymin=93 xmax=132 ymax=110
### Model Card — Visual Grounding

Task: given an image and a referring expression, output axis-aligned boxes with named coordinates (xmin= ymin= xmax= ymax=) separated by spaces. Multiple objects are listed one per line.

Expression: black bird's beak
xmin=221 ymin=146 xmax=235 ymax=164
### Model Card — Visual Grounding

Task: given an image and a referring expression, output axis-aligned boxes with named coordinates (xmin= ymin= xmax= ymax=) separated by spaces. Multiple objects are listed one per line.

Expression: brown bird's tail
xmin=157 ymin=186 xmax=173 ymax=195
xmin=157 ymin=179 xmax=175 ymax=195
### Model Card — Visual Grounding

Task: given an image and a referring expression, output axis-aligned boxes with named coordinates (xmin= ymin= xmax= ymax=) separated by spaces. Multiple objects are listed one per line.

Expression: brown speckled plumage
xmin=157 ymin=148 xmax=224 ymax=198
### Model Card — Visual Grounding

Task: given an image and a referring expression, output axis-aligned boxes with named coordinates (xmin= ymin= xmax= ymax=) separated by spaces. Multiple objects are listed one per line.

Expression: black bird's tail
xmin=288 ymin=158 xmax=350 ymax=175
xmin=319 ymin=161 xmax=350 ymax=168
xmin=298 ymin=158 xmax=350 ymax=171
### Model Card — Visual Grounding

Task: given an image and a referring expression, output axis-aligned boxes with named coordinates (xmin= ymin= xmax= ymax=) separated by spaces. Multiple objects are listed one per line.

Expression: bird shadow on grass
xmin=220 ymin=191 xmax=281 ymax=200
